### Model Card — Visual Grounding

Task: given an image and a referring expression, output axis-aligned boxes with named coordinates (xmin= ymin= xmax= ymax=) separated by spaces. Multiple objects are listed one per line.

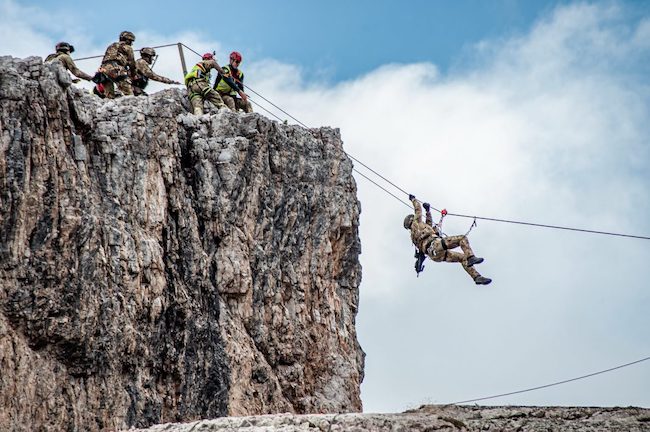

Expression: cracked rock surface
xmin=0 ymin=56 xmax=364 ymax=431
xmin=127 ymin=405 xmax=650 ymax=431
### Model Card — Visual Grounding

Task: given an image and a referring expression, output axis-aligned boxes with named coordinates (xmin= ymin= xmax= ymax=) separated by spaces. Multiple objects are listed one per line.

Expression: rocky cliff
xmin=0 ymin=56 xmax=364 ymax=431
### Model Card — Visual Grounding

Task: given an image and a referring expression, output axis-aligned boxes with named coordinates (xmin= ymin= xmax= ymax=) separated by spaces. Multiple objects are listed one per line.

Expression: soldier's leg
xmin=202 ymin=87 xmax=226 ymax=109
xmin=221 ymin=94 xmax=236 ymax=111
xmin=441 ymin=235 xmax=478 ymax=263
xmin=118 ymin=78 xmax=133 ymax=96
xmin=428 ymin=237 xmax=484 ymax=282
xmin=189 ymin=94 xmax=204 ymax=115
xmin=104 ymin=81 xmax=116 ymax=99
xmin=236 ymin=98 xmax=253 ymax=113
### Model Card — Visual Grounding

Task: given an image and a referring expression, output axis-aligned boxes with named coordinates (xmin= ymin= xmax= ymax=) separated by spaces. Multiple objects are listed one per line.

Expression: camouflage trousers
xmin=426 ymin=235 xmax=481 ymax=280
xmin=101 ymin=63 xmax=133 ymax=98
xmin=220 ymin=93 xmax=253 ymax=113
xmin=187 ymin=80 xmax=225 ymax=115
xmin=104 ymin=79 xmax=133 ymax=98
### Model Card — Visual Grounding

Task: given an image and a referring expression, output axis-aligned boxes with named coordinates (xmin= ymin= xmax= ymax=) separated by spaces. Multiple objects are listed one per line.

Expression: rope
xmin=73 ymin=43 xmax=179 ymax=62
xmin=450 ymin=355 xmax=650 ymax=405
xmin=353 ymin=169 xmax=412 ymax=208
xmin=445 ymin=212 xmax=650 ymax=240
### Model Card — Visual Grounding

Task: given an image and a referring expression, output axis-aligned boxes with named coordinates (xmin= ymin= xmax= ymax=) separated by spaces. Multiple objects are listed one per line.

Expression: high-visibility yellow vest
xmin=184 ymin=63 xmax=209 ymax=86
xmin=215 ymin=65 xmax=244 ymax=95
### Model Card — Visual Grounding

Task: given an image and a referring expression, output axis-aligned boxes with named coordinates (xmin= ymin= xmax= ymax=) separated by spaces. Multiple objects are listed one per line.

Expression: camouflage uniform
xmin=133 ymin=58 xmax=178 ymax=96
xmin=214 ymin=64 xmax=253 ymax=113
xmin=100 ymin=41 xmax=137 ymax=98
xmin=185 ymin=59 xmax=227 ymax=115
xmin=408 ymin=197 xmax=483 ymax=281
xmin=45 ymin=52 xmax=93 ymax=81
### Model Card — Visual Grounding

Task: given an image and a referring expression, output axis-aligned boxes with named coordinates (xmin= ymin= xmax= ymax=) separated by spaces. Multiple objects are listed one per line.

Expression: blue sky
xmin=14 ymin=0 xmax=579 ymax=81
xmin=3 ymin=0 xmax=650 ymax=416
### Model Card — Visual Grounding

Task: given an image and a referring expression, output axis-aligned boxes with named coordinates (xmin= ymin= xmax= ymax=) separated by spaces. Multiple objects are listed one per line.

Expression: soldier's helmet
xmin=55 ymin=42 xmax=74 ymax=53
xmin=230 ymin=51 xmax=242 ymax=63
xmin=119 ymin=31 xmax=136 ymax=42
xmin=403 ymin=214 xmax=414 ymax=230
xmin=141 ymin=47 xmax=156 ymax=57
xmin=202 ymin=53 xmax=214 ymax=60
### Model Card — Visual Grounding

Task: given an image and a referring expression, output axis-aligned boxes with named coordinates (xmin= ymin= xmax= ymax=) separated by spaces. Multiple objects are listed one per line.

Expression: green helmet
xmin=119 ymin=31 xmax=136 ymax=42
xmin=403 ymin=214 xmax=414 ymax=230
xmin=141 ymin=47 xmax=156 ymax=57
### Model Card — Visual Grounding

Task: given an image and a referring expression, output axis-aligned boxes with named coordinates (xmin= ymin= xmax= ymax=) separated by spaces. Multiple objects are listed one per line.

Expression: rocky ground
xmin=127 ymin=405 xmax=650 ymax=431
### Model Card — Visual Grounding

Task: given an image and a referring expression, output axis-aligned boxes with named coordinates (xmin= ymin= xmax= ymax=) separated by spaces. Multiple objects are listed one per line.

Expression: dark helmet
xmin=55 ymin=42 xmax=74 ymax=53
xmin=403 ymin=214 xmax=414 ymax=230
xmin=119 ymin=31 xmax=136 ymax=42
xmin=202 ymin=52 xmax=214 ymax=60
xmin=230 ymin=51 xmax=242 ymax=63
xmin=141 ymin=47 xmax=156 ymax=57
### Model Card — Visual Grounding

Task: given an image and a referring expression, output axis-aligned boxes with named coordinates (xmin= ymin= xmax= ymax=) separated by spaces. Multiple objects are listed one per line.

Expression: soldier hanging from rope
xmin=404 ymin=194 xmax=492 ymax=285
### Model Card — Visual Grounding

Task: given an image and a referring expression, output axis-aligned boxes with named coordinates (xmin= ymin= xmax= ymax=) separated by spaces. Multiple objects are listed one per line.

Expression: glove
xmin=441 ymin=209 xmax=448 ymax=216
xmin=408 ymin=194 xmax=415 ymax=201
xmin=423 ymin=202 xmax=430 ymax=212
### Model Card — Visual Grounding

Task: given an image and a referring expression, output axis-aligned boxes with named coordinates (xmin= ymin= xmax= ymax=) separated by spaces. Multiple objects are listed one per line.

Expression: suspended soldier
xmin=184 ymin=52 xmax=248 ymax=115
xmin=45 ymin=42 xmax=93 ymax=82
xmin=404 ymin=194 xmax=492 ymax=285
xmin=97 ymin=31 xmax=137 ymax=98
xmin=132 ymin=47 xmax=180 ymax=96
xmin=213 ymin=51 xmax=253 ymax=113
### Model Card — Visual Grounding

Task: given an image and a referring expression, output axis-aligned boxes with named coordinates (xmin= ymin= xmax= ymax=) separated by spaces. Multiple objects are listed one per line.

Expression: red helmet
xmin=202 ymin=53 xmax=214 ymax=60
xmin=230 ymin=51 xmax=242 ymax=63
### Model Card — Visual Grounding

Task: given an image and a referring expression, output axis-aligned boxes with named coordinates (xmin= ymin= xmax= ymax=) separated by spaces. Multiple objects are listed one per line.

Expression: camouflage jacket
xmin=409 ymin=198 xmax=440 ymax=252
xmin=134 ymin=58 xmax=175 ymax=86
xmin=44 ymin=52 xmax=92 ymax=81
xmin=101 ymin=41 xmax=136 ymax=76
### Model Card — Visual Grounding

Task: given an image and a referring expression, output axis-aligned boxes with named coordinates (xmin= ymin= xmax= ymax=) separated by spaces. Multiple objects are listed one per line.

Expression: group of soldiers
xmin=45 ymin=31 xmax=252 ymax=114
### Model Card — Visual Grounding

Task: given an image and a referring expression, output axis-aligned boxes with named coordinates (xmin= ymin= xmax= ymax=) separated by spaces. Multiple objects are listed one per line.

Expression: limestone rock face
xmin=126 ymin=405 xmax=650 ymax=432
xmin=0 ymin=57 xmax=364 ymax=431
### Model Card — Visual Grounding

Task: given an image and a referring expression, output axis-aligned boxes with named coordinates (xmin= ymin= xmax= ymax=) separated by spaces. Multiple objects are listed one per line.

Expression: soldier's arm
xmin=62 ymin=55 xmax=93 ymax=81
xmin=142 ymin=64 xmax=176 ymax=84
xmin=212 ymin=61 xmax=240 ymax=90
xmin=126 ymin=47 xmax=137 ymax=78
xmin=425 ymin=208 xmax=433 ymax=226
xmin=411 ymin=196 xmax=423 ymax=222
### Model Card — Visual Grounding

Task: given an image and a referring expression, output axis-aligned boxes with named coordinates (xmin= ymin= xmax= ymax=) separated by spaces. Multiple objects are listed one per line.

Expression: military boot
xmin=474 ymin=276 xmax=492 ymax=285
xmin=467 ymin=256 xmax=484 ymax=267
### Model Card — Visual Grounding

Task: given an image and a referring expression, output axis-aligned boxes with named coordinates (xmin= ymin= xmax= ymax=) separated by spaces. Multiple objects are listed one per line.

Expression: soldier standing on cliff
xmin=184 ymin=52 xmax=248 ymax=115
xmin=98 ymin=31 xmax=137 ymax=98
xmin=132 ymin=47 xmax=180 ymax=96
xmin=45 ymin=42 xmax=93 ymax=83
xmin=213 ymin=51 xmax=253 ymax=113
xmin=404 ymin=194 xmax=492 ymax=285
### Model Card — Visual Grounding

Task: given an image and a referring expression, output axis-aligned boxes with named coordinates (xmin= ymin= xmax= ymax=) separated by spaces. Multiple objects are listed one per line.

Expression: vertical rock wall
xmin=0 ymin=57 xmax=364 ymax=431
